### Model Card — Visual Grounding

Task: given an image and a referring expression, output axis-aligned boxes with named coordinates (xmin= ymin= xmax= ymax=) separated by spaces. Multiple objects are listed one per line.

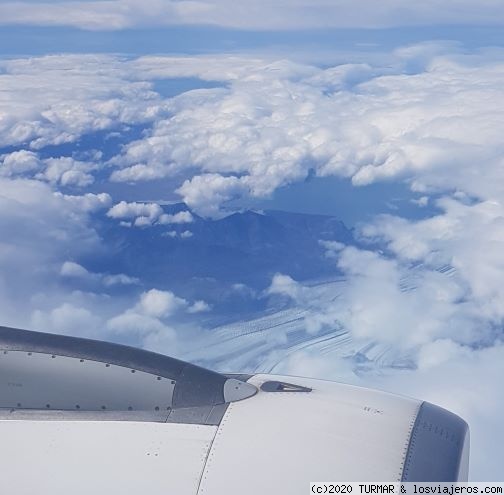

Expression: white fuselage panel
xmin=0 ymin=421 xmax=217 ymax=495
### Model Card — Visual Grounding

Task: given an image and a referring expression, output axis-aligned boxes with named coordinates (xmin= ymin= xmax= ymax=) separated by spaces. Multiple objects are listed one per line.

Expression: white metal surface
xmin=0 ymin=421 xmax=217 ymax=495
xmin=198 ymin=374 xmax=421 ymax=494
xmin=0 ymin=350 xmax=174 ymax=411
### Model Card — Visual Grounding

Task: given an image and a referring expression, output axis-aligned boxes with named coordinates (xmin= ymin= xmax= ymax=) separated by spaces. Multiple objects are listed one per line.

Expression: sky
xmin=1 ymin=0 xmax=504 ymax=480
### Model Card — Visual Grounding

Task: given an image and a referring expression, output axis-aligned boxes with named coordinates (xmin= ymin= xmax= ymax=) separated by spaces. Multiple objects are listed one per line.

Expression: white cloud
xmin=267 ymin=273 xmax=304 ymax=301
xmin=60 ymin=261 xmax=91 ymax=278
xmin=107 ymin=200 xmax=194 ymax=227
xmin=177 ymin=174 xmax=248 ymax=217
xmin=158 ymin=210 xmax=194 ymax=224
xmin=60 ymin=260 xmax=139 ymax=287
xmin=137 ymin=288 xmax=187 ymax=318
xmin=56 ymin=192 xmax=112 ymax=212
xmin=107 ymin=200 xmax=163 ymax=225
xmin=0 ymin=150 xmax=41 ymax=176
xmin=102 ymin=273 xmax=140 ymax=287
xmin=0 ymin=54 xmax=167 ymax=149
xmin=106 ymin=312 xmax=177 ymax=340
xmin=31 ymin=302 xmax=101 ymax=337
xmin=37 ymin=157 xmax=97 ymax=187
xmin=187 ymin=300 xmax=211 ymax=313
xmin=4 ymin=51 xmax=504 ymax=218
xmin=2 ymin=0 xmax=504 ymax=31
xmin=103 ymin=50 xmax=504 ymax=216
xmin=105 ymin=288 xmax=210 ymax=351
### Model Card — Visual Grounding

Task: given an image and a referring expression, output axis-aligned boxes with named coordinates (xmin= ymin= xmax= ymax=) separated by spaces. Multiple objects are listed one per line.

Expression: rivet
xmin=105 ymin=364 xmax=110 ymax=367
xmin=101 ymin=405 xmax=106 ymax=410
xmin=131 ymin=370 xmax=136 ymax=373
xmin=157 ymin=377 xmax=161 ymax=381
xmin=155 ymin=406 xmax=159 ymax=411
xmin=16 ymin=403 xmax=21 ymax=408
xmin=28 ymin=352 xmax=32 ymax=356
xmin=51 ymin=355 xmax=56 ymax=359
xmin=46 ymin=404 xmax=50 ymax=408
xmin=80 ymin=359 xmax=84 ymax=363
xmin=76 ymin=405 xmax=80 ymax=409
xmin=128 ymin=406 xmax=133 ymax=411
xmin=171 ymin=380 xmax=175 ymax=385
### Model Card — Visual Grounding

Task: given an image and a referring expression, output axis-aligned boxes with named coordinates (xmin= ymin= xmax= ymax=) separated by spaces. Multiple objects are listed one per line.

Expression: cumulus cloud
xmin=107 ymin=200 xmax=193 ymax=227
xmin=105 ymin=288 xmax=211 ymax=351
xmin=4 ymin=51 xmax=504 ymax=217
xmin=37 ymin=157 xmax=97 ymax=187
xmin=177 ymin=174 xmax=249 ymax=217
xmin=56 ymin=192 xmax=112 ymax=212
xmin=1 ymin=151 xmax=100 ymax=187
xmin=0 ymin=55 xmax=167 ymax=149
xmin=107 ymin=200 xmax=163 ymax=226
xmin=60 ymin=261 xmax=91 ymax=278
xmin=158 ymin=210 xmax=194 ymax=224
xmin=2 ymin=0 xmax=504 ymax=31
xmin=0 ymin=150 xmax=41 ymax=176
xmin=60 ymin=260 xmax=139 ymax=287
xmin=137 ymin=288 xmax=187 ymax=318
xmin=103 ymin=50 xmax=504 ymax=216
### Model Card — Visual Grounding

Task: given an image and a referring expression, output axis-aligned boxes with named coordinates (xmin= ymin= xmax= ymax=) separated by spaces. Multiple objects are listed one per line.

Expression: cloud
xmin=103 ymin=50 xmax=504 ymax=216
xmin=158 ymin=210 xmax=194 ymax=224
xmin=2 ymin=151 xmax=100 ymax=187
xmin=137 ymin=288 xmax=187 ymax=318
xmin=107 ymin=200 xmax=193 ymax=227
xmin=0 ymin=150 xmax=41 ymax=176
xmin=187 ymin=300 xmax=211 ymax=313
xmin=106 ymin=312 xmax=177 ymax=340
xmin=56 ymin=192 xmax=112 ymax=212
xmin=60 ymin=260 xmax=139 ymax=287
xmin=0 ymin=177 xmax=117 ymax=332
xmin=107 ymin=200 xmax=163 ymax=226
xmin=176 ymin=174 xmax=249 ymax=217
xmin=105 ymin=288 xmax=211 ymax=352
xmin=2 ymin=0 xmax=504 ymax=31
xmin=36 ymin=157 xmax=97 ymax=187
xmin=0 ymin=54 xmax=167 ymax=149
xmin=31 ymin=303 xmax=101 ymax=338
xmin=4 ymin=51 xmax=504 ymax=217
xmin=60 ymin=261 xmax=91 ymax=278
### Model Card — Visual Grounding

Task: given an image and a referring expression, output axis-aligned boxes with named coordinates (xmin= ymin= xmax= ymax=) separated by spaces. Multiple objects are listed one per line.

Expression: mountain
xmin=83 ymin=205 xmax=353 ymax=316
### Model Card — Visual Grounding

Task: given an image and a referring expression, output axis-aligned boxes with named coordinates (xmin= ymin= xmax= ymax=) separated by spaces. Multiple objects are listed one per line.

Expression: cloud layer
xmin=2 ymin=0 xmax=504 ymax=31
